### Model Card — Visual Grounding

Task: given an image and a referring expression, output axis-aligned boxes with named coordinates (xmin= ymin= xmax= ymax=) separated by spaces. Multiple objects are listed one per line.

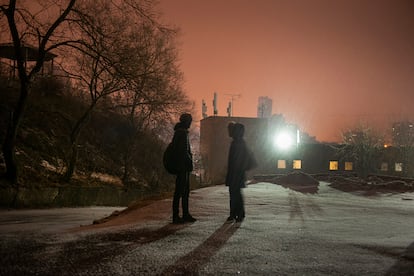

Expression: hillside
xmin=0 ymin=75 xmax=182 ymax=207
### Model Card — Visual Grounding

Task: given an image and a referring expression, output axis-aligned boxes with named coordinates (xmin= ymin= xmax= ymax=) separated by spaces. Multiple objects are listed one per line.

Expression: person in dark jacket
xmin=225 ymin=122 xmax=256 ymax=222
xmin=171 ymin=113 xmax=196 ymax=224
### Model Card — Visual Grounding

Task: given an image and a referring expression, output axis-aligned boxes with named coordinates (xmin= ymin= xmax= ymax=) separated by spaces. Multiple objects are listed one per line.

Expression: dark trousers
xmin=173 ymin=171 xmax=190 ymax=218
xmin=229 ymin=186 xmax=245 ymax=219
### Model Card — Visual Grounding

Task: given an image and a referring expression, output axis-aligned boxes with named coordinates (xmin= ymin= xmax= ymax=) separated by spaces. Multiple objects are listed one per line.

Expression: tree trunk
xmin=63 ymin=143 xmax=78 ymax=182
xmin=2 ymin=82 xmax=29 ymax=185
xmin=122 ymin=151 xmax=130 ymax=184
xmin=2 ymin=123 xmax=18 ymax=184
xmin=62 ymin=103 xmax=95 ymax=182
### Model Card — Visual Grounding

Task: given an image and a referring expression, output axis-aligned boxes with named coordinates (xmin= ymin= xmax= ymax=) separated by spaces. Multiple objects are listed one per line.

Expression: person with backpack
xmin=170 ymin=113 xmax=196 ymax=224
xmin=225 ymin=122 xmax=257 ymax=223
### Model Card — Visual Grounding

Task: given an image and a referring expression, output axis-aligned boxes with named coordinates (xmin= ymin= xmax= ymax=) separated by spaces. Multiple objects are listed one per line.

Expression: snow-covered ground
xmin=0 ymin=182 xmax=413 ymax=275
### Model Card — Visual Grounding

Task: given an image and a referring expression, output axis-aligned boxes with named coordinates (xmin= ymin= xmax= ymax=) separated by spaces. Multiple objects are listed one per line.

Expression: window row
xmin=276 ymin=160 xmax=404 ymax=172
xmin=276 ymin=160 xmax=353 ymax=171
xmin=380 ymin=162 xmax=403 ymax=172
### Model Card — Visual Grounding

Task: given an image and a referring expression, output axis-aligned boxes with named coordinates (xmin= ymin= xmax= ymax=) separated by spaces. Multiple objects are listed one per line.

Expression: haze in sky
xmin=158 ymin=0 xmax=414 ymax=142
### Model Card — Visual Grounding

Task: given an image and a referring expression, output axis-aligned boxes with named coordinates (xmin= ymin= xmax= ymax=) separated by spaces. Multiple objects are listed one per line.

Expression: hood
xmin=232 ymin=123 xmax=245 ymax=139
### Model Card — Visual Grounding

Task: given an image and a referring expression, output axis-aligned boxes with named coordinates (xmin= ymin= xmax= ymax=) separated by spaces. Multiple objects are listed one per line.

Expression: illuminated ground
xmin=0 ymin=182 xmax=413 ymax=275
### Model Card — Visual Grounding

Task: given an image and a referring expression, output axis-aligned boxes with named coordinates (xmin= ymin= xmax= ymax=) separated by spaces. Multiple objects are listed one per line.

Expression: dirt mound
xmin=327 ymin=175 xmax=414 ymax=195
xmin=262 ymin=172 xmax=319 ymax=194
xmin=276 ymin=171 xmax=319 ymax=186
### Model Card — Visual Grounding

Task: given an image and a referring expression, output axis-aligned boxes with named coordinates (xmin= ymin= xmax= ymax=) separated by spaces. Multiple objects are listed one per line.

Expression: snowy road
xmin=0 ymin=182 xmax=413 ymax=275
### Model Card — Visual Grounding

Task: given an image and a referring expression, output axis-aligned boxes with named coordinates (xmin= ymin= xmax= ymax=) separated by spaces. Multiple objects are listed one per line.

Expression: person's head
xmin=179 ymin=113 xmax=192 ymax=129
xmin=232 ymin=123 xmax=245 ymax=140
xmin=227 ymin=121 xmax=236 ymax=138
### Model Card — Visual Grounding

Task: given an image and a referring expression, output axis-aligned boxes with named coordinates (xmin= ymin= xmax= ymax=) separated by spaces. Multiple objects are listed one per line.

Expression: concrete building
xmin=200 ymin=115 xmax=324 ymax=184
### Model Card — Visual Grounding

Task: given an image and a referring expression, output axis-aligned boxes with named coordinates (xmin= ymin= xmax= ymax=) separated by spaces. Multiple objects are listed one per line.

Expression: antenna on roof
xmin=202 ymin=99 xmax=208 ymax=119
xmin=224 ymin=93 xmax=241 ymax=117
xmin=213 ymin=92 xmax=218 ymax=116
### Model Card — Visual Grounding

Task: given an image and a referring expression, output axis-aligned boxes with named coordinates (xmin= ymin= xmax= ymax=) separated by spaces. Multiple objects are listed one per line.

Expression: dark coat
xmin=172 ymin=122 xmax=193 ymax=172
xmin=225 ymin=123 xmax=256 ymax=188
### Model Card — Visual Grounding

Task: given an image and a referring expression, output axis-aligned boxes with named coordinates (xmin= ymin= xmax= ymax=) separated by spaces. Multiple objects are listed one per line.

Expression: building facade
xmin=200 ymin=116 xmax=413 ymax=184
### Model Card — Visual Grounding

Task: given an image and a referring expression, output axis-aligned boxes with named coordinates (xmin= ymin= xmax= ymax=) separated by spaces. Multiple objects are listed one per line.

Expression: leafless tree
xmin=0 ymin=0 xmax=77 ymax=185
xmin=109 ymin=20 xmax=192 ymax=183
xmin=338 ymin=124 xmax=384 ymax=178
xmin=58 ymin=0 xmax=190 ymax=181
xmin=1 ymin=0 xmax=189 ymax=184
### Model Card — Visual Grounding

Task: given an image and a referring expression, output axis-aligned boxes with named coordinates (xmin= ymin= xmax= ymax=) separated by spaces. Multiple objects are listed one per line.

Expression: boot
xmin=182 ymin=214 xmax=197 ymax=222
xmin=172 ymin=215 xmax=184 ymax=224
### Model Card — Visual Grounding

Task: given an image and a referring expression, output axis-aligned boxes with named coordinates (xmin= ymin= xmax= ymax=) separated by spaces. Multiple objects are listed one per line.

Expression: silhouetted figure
xmin=225 ymin=122 xmax=256 ymax=222
xmin=172 ymin=113 xmax=196 ymax=224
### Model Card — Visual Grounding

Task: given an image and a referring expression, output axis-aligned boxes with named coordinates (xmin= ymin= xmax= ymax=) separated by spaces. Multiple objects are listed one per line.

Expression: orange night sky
xmin=158 ymin=0 xmax=414 ymax=142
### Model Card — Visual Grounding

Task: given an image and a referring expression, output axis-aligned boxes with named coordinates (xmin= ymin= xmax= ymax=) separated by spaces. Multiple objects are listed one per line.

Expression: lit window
xmin=344 ymin=162 xmax=353 ymax=171
xmin=395 ymin=163 xmax=403 ymax=172
xmin=277 ymin=160 xmax=286 ymax=169
xmin=329 ymin=161 xmax=338 ymax=170
xmin=293 ymin=160 xmax=302 ymax=169
xmin=381 ymin=163 xmax=388 ymax=171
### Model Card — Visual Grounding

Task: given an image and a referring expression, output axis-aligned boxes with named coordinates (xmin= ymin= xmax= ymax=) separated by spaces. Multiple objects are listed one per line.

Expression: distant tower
xmin=257 ymin=96 xmax=272 ymax=118
xmin=213 ymin=92 xmax=218 ymax=116
xmin=202 ymin=99 xmax=208 ymax=119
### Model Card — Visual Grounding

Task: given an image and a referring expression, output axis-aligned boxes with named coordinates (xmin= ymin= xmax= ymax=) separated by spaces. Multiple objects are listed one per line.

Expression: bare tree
xmin=1 ymin=0 xmax=190 ymax=185
xmin=58 ymin=0 xmax=190 ymax=181
xmin=0 ymin=0 xmax=77 ymax=185
xmin=338 ymin=124 xmax=384 ymax=178
xmin=109 ymin=17 xmax=192 ymax=183
xmin=57 ymin=0 xmax=131 ymax=181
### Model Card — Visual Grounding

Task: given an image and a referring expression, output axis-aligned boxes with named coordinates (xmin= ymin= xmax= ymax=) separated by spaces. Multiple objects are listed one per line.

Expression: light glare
xmin=274 ymin=132 xmax=293 ymax=150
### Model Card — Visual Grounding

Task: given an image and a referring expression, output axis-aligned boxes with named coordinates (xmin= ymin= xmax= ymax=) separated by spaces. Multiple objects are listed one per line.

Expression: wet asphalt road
xmin=0 ymin=182 xmax=413 ymax=275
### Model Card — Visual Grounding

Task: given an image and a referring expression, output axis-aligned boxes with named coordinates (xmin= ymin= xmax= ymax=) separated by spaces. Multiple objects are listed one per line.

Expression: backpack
xmin=163 ymin=142 xmax=178 ymax=174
